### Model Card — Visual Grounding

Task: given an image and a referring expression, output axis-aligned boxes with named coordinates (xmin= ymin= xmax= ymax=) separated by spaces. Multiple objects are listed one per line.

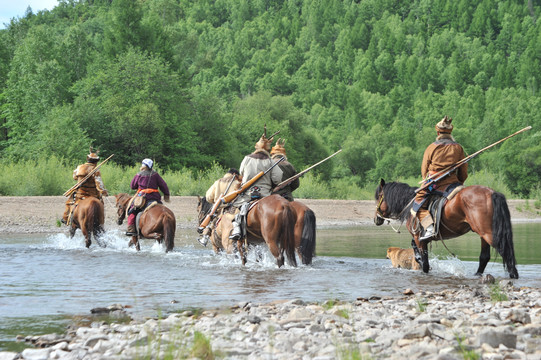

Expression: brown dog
xmin=386 ymin=247 xmax=421 ymax=270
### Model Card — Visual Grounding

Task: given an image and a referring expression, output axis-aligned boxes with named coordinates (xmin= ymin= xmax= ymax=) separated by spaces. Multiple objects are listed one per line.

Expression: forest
xmin=0 ymin=0 xmax=540 ymax=199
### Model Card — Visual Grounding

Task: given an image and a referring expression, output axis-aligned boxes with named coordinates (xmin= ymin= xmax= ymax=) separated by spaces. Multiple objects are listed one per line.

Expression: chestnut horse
xmin=197 ymin=197 xmax=316 ymax=265
xmin=69 ymin=197 xmax=105 ymax=248
xmin=374 ymin=179 xmax=518 ymax=279
xmin=115 ymin=193 xmax=176 ymax=252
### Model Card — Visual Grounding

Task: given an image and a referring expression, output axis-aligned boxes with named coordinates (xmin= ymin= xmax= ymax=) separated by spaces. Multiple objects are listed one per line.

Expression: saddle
xmin=134 ymin=201 xmax=160 ymax=235
xmin=426 ymin=185 xmax=464 ymax=238
xmin=236 ymin=199 xmax=261 ymax=239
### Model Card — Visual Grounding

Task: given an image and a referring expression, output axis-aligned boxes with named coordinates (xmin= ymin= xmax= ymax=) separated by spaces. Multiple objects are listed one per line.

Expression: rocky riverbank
xmin=6 ymin=281 xmax=541 ymax=360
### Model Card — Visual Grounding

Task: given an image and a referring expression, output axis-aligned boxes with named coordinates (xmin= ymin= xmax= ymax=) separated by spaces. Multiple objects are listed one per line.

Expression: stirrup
xmin=125 ymin=230 xmax=137 ymax=236
xmin=229 ymin=232 xmax=241 ymax=241
xmin=198 ymin=235 xmax=209 ymax=247
xmin=419 ymin=225 xmax=435 ymax=242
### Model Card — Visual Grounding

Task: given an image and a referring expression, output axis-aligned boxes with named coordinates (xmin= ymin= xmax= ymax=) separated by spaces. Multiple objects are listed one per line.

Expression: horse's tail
xmin=281 ymin=204 xmax=297 ymax=267
xmin=492 ymin=192 xmax=518 ymax=278
xmin=163 ymin=211 xmax=176 ymax=252
xmin=299 ymin=209 xmax=316 ymax=265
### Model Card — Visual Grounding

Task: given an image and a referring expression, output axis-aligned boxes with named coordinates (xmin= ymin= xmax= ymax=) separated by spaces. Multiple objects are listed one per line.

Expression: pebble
xmin=9 ymin=282 xmax=541 ymax=359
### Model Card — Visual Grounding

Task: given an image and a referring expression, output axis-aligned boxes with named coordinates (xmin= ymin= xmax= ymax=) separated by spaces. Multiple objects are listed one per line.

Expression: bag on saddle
xmin=132 ymin=192 xmax=147 ymax=210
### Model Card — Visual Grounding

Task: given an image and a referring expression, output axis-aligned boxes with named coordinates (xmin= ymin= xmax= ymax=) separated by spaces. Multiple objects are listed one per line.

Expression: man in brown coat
xmin=413 ymin=116 xmax=468 ymax=241
xmin=62 ymin=151 xmax=108 ymax=225
xmin=270 ymin=138 xmax=299 ymax=201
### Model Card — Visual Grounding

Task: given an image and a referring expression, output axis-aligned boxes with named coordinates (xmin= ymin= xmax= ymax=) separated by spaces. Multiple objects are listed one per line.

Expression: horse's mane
xmin=199 ymin=196 xmax=213 ymax=215
xmin=375 ymin=181 xmax=416 ymax=221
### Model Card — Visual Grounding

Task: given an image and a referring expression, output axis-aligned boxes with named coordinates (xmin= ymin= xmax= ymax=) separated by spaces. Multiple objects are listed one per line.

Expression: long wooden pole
xmin=273 ymin=149 xmax=342 ymax=192
xmin=420 ymin=126 xmax=532 ymax=184
xmin=63 ymin=154 xmax=115 ymax=197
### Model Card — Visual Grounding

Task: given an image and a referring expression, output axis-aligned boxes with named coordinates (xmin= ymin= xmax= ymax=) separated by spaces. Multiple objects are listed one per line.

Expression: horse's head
xmin=197 ymin=196 xmax=212 ymax=225
xmin=374 ymin=179 xmax=389 ymax=226
xmin=115 ymin=193 xmax=130 ymax=225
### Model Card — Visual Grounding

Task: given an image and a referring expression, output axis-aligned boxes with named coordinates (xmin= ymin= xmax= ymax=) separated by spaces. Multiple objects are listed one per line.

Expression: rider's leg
xmin=230 ymin=203 xmax=248 ymax=240
xmin=126 ymin=213 xmax=137 ymax=236
xmin=419 ymin=208 xmax=435 ymax=241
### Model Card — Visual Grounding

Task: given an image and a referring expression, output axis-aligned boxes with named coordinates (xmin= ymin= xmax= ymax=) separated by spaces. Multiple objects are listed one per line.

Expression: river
xmin=1 ymin=223 xmax=541 ymax=351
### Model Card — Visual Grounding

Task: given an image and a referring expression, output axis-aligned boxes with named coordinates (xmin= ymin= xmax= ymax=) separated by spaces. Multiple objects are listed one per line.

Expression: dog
xmin=386 ymin=247 xmax=421 ymax=270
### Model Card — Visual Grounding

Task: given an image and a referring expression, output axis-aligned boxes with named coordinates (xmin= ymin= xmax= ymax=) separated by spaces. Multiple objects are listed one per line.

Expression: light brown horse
xmin=374 ymin=179 xmax=518 ymax=278
xmin=197 ymin=196 xmax=315 ymax=265
xmin=115 ymin=193 xmax=176 ymax=252
xmin=69 ymin=197 xmax=105 ymax=248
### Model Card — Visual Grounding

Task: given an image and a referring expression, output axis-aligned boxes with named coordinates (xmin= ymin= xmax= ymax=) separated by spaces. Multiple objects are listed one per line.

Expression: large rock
xmin=477 ymin=327 xmax=517 ymax=349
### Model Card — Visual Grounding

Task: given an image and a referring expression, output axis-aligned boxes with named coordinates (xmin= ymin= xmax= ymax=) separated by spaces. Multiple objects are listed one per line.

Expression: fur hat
xmin=436 ymin=116 xmax=453 ymax=133
xmin=254 ymin=125 xmax=279 ymax=152
xmin=87 ymin=147 xmax=99 ymax=163
xmin=271 ymin=138 xmax=287 ymax=157
xmin=142 ymin=158 xmax=153 ymax=169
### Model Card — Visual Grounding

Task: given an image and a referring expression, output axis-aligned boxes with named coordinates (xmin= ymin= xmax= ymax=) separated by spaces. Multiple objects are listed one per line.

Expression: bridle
xmin=375 ymin=189 xmax=403 ymax=233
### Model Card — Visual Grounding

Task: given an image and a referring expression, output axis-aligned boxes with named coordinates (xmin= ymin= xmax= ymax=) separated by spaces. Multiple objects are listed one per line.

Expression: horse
xmin=69 ymin=197 xmax=105 ymax=248
xmin=197 ymin=196 xmax=237 ymax=254
xmin=197 ymin=196 xmax=316 ymax=265
xmin=374 ymin=179 xmax=519 ymax=279
xmin=115 ymin=193 xmax=176 ymax=252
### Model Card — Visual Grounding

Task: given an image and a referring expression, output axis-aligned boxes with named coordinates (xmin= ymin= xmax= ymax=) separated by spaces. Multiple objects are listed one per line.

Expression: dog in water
xmin=386 ymin=247 xmax=421 ymax=270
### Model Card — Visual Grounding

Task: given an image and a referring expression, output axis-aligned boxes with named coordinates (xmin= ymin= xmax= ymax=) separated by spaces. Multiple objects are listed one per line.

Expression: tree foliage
xmin=0 ymin=0 xmax=540 ymax=195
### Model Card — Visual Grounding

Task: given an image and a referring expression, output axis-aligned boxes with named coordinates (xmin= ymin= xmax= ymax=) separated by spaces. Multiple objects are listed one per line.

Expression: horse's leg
xmin=412 ymin=237 xmax=429 ymax=273
xmin=128 ymin=235 xmax=140 ymax=251
xmin=475 ymin=238 xmax=491 ymax=276
xmin=237 ymin=240 xmax=247 ymax=265
xmin=69 ymin=225 xmax=77 ymax=238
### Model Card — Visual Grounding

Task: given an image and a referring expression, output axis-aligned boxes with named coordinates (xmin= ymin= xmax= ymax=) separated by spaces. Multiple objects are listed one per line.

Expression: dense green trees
xmin=0 ymin=0 xmax=540 ymax=197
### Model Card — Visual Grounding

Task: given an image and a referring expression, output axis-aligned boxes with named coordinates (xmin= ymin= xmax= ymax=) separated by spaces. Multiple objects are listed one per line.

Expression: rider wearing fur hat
xmin=62 ymin=150 xmax=108 ymax=225
xmin=125 ymin=158 xmax=170 ymax=236
xmin=229 ymin=129 xmax=283 ymax=240
xmin=413 ymin=116 xmax=468 ymax=241
xmin=270 ymin=138 xmax=299 ymax=202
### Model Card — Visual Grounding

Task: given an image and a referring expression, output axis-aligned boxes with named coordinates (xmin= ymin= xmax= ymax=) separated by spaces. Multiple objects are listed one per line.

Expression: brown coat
xmin=72 ymin=162 xmax=107 ymax=199
xmin=415 ymin=134 xmax=467 ymax=206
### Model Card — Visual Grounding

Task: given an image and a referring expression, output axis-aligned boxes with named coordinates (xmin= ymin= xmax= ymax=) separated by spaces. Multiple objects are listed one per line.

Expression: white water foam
xmin=429 ymin=254 xmax=467 ymax=277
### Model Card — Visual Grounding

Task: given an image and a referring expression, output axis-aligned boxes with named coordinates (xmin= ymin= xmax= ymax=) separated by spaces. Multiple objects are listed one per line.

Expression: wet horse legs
xmin=475 ymin=240 xmax=491 ymax=276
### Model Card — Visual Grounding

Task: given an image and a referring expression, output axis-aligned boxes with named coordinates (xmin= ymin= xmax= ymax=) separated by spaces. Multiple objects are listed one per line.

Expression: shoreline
xmin=0 ymin=196 xmax=540 ymax=234
xmin=13 ymin=284 xmax=541 ymax=360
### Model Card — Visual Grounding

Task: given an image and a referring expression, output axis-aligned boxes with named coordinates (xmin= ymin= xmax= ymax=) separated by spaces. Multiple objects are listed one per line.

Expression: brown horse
xmin=69 ymin=197 xmax=105 ymax=248
xmin=374 ymin=179 xmax=518 ymax=279
xmin=197 ymin=196 xmax=315 ymax=265
xmin=115 ymin=193 xmax=176 ymax=252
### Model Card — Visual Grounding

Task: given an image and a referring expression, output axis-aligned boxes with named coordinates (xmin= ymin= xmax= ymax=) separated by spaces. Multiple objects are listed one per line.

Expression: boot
xmin=125 ymin=225 xmax=137 ymax=236
xmin=229 ymin=220 xmax=242 ymax=240
xmin=198 ymin=234 xmax=210 ymax=247
xmin=420 ymin=224 xmax=435 ymax=241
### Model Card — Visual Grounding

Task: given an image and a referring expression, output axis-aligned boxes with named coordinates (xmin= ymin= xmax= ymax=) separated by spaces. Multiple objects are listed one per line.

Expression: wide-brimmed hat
xmin=435 ymin=115 xmax=453 ymax=133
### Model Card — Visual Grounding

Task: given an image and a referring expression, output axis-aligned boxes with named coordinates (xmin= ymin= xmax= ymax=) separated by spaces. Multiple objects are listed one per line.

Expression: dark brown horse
xmin=69 ymin=197 xmax=105 ymax=248
xmin=197 ymin=196 xmax=315 ymax=265
xmin=374 ymin=179 xmax=518 ymax=279
xmin=115 ymin=193 xmax=176 ymax=252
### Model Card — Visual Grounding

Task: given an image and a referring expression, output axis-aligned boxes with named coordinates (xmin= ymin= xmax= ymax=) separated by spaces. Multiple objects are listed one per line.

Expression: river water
xmin=1 ymin=223 xmax=541 ymax=351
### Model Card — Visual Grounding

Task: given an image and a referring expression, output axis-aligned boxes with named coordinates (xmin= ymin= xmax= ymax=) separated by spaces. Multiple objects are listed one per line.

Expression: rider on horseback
xmin=125 ymin=158 xmax=170 ymax=236
xmin=413 ymin=116 xmax=468 ymax=241
xmin=270 ymin=138 xmax=299 ymax=202
xmin=198 ymin=168 xmax=242 ymax=246
xmin=229 ymin=132 xmax=283 ymax=240
xmin=62 ymin=150 xmax=108 ymax=225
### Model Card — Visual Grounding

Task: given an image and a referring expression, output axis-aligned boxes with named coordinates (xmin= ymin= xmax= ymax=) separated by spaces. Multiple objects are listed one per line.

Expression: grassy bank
xmin=0 ymin=157 xmax=535 ymax=202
